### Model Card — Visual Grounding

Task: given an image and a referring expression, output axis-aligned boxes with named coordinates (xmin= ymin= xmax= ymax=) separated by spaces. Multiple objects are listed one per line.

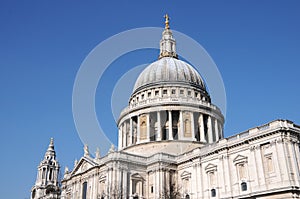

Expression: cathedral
xmin=31 ymin=16 xmax=300 ymax=199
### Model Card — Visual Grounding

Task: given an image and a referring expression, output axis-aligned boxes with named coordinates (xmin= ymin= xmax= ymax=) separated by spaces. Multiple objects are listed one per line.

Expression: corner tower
xmin=31 ymin=138 xmax=60 ymax=199
xmin=117 ymin=16 xmax=224 ymax=156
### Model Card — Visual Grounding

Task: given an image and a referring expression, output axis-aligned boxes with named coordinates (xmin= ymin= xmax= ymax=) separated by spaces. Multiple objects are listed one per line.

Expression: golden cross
xmin=164 ymin=14 xmax=170 ymax=29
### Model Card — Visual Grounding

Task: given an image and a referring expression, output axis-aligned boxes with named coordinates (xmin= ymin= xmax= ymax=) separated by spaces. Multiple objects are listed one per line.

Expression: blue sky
xmin=1 ymin=1 xmax=300 ymax=198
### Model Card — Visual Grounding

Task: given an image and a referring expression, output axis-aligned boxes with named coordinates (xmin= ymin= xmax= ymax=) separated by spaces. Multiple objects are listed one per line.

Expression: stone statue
xmin=84 ymin=144 xmax=89 ymax=156
xmin=95 ymin=147 xmax=101 ymax=159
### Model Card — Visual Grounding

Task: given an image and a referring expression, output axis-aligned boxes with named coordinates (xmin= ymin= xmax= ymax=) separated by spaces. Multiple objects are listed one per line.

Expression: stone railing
xmin=119 ymin=96 xmax=221 ymax=119
xmin=177 ymin=119 xmax=299 ymax=161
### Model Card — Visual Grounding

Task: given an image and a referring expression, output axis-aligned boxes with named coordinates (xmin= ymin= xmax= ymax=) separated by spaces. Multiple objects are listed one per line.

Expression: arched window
xmin=49 ymin=168 xmax=53 ymax=181
xmin=211 ymin=189 xmax=216 ymax=197
xmin=241 ymin=182 xmax=247 ymax=191
xmin=46 ymin=187 xmax=55 ymax=195
xmin=185 ymin=194 xmax=190 ymax=199
xmin=42 ymin=167 xmax=46 ymax=179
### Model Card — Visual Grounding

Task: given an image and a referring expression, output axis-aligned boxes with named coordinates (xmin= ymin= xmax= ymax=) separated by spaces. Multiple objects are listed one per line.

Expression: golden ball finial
xmin=164 ymin=14 xmax=170 ymax=29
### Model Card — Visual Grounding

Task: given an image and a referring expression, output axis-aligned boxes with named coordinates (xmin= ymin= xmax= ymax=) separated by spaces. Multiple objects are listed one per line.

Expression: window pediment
xmin=181 ymin=171 xmax=191 ymax=179
xmin=233 ymin=155 xmax=248 ymax=165
xmin=205 ymin=163 xmax=217 ymax=172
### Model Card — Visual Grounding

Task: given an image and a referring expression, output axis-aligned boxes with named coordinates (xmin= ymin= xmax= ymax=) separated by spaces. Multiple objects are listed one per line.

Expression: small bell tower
xmin=31 ymin=138 xmax=61 ymax=199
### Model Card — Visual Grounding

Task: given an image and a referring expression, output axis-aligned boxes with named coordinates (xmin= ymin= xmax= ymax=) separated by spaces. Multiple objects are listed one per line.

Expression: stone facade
xmin=31 ymin=17 xmax=300 ymax=199
xmin=57 ymin=120 xmax=300 ymax=199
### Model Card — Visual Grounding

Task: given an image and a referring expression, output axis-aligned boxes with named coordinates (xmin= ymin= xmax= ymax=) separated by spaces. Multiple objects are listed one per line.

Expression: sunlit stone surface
xmin=31 ymin=17 xmax=300 ymax=199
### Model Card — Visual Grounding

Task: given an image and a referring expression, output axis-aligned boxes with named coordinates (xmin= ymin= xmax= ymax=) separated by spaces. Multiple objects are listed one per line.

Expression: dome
xmin=133 ymin=57 xmax=206 ymax=94
xmin=118 ymin=15 xmax=225 ymax=155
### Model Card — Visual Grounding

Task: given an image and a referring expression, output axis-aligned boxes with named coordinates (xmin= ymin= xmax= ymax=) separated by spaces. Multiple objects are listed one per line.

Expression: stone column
xmin=165 ymin=170 xmax=170 ymax=195
xmin=123 ymin=123 xmax=127 ymax=147
xmin=123 ymin=170 xmax=128 ymax=198
xmin=214 ymin=119 xmax=219 ymax=142
xmin=207 ymin=116 xmax=213 ymax=143
xmin=179 ymin=111 xmax=184 ymax=139
xmin=160 ymin=169 xmax=165 ymax=193
xmin=146 ymin=113 xmax=150 ymax=142
xmin=191 ymin=164 xmax=196 ymax=197
xmin=249 ymin=146 xmax=260 ymax=191
xmin=116 ymin=166 xmax=120 ymax=191
xmin=120 ymin=124 xmax=123 ymax=148
xmin=191 ymin=112 xmax=195 ymax=141
xmin=219 ymin=123 xmax=223 ymax=139
xmin=130 ymin=175 xmax=133 ymax=196
xmin=118 ymin=126 xmax=122 ymax=149
xmin=273 ymin=140 xmax=283 ymax=182
xmin=199 ymin=114 xmax=206 ymax=143
xmin=276 ymin=138 xmax=290 ymax=184
xmin=129 ymin=118 xmax=133 ymax=146
xmin=137 ymin=115 xmax=140 ymax=144
xmin=157 ymin=111 xmax=162 ymax=141
xmin=292 ymin=141 xmax=300 ymax=184
xmin=155 ymin=170 xmax=160 ymax=198
xmin=285 ymin=139 xmax=297 ymax=183
xmin=199 ymin=163 xmax=204 ymax=198
xmin=255 ymin=145 xmax=266 ymax=188
xmin=225 ymin=155 xmax=233 ymax=195
xmin=168 ymin=110 xmax=173 ymax=140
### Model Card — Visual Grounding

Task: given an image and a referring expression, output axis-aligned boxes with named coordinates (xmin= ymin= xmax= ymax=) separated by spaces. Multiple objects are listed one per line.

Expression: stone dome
xmin=118 ymin=15 xmax=225 ymax=155
xmin=133 ymin=57 xmax=207 ymax=94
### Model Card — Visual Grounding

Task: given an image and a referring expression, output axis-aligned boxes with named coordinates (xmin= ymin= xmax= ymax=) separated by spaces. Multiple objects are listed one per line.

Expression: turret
xmin=31 ymin=138 xmax=60 ymax=199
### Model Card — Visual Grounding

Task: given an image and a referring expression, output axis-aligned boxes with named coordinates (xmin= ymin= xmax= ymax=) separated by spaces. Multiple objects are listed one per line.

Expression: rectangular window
xmin=163 ymin=89 xmax=168 ymax=95
xmin=141 ymin=94 xmax=144 ymax=100
xmin=180 ymin=90 xmax=184 ymax=95
xmin=265 ymin=155 xmax=274 ymax=173
xmin=171 ymin=89 xmax=176 ymax=95
xmin=155 ymin=90 xmax=159 ymax=96
xmin=82 ymin=182 xmax=87 ymax=199
xmin=238 ymin=164 xmax=246 ymax=179
xmin=148 ymin=92 xmax=151 ymax=97
xmin=151 ymin=186 xmax=154 ymax=193
xmin=187 ymin=90 xmax=191 ymax=96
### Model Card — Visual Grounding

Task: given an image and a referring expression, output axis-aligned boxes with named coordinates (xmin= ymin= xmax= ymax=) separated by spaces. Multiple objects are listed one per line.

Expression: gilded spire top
xmin=159 ymin=14 xmax=177 ymax=59
xmin=164 ymin=14 xmax=170 ymax=29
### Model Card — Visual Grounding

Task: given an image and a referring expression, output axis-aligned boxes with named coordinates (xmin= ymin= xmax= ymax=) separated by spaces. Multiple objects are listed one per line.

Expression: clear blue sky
xmin=1 ymin=1 xmax=300 ymax=198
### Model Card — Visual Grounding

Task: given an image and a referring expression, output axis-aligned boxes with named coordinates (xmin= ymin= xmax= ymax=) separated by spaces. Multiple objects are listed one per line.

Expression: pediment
xmin=233 ymin=154 xmax=248 ymax=164
xmin=71 ymin=156 xmax=97 ymax=176
xmin=205 ymin=163 xmax=217 ymax=172
xmin=180 ymin=171 xmax=191 ymax=179
xmin=131 ymin=173 xmax=144 ymax=180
